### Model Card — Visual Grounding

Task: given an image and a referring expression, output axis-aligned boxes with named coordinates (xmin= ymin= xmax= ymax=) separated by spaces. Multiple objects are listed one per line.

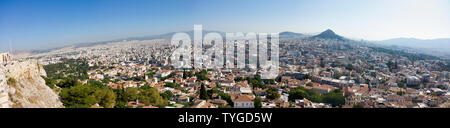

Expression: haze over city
xmin=1 ymin=0 xmax=450 ymax=110
xmin=0 ymin=0 xmax=449 ymax=52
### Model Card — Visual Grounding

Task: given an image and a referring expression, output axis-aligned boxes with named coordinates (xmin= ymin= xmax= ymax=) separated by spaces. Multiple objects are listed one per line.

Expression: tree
xmin=43 ymin=77 xmax=56 ymax=89
xmin=234 ymin=77 xmax=244 ymax=82
xmin=288 ymin=88 xmax=308 ymax=101
xmin=353 ymin=104 xmax=364 ymax=108
xmin=140 ymin=84 xmax=152 ymax=90
xmin=218 ymin=105 xmax=233 ymax=108
xmin=320 ymin=57 xmax=325 ymax=67
xmin=306 ymin=82 xmax=313 ymax=87
xmin=333 ymin=72 xmax=342 ymax=79
xmin=288 ymin=86 xmax=323 ymax=103
xmin=57 ymin=78 xmax=81 ymax=88
xmin=161 ymin=90 xmax=174 ymax=100
xmin=346 ymin=64 xmax=353 ymax=70
xmin=195 ymin=69 xmax=209 ymax=81
xmin=200 ymin=84 xmax=208 ymax=100
xmin=137 ymin=88 xmax=167 ymax=108
xmin=304 ymin=74 xmax=311 ymax=80
xmin=218 ymin=92 xmax=232 ymax=106
xmin=248 ymin=74 xmax=265 ymax=89
xmin=88 ymin=79 xmax=104 ymax=87
xmin=164 ymin=82 xmax=180 ymax=88
xmin=124 ymin=87 xmax=139 ymax=101
xmin=323 ymin=89 xmax=345 ymax=107
xmin=397 ymin=91 xmax=405 ymax=96
xmin=60 ymin=85 xmax=97 ymax=108
xmin=254 ymin=97 xmax=262 ymax=108
xmin=114 ymin=88 xmax=130 ymax=108
xmin=266 ymin=87 xmax=280 ymax=100
xmin=183 ymin=69 xmax=187 ymax=79
xmin=93 ymin=87 xmax=116 ymax=108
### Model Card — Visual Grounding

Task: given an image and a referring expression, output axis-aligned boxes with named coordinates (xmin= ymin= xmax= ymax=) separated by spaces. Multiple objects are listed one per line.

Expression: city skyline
xmin=1 ymin=0 xmax=449 ymax=52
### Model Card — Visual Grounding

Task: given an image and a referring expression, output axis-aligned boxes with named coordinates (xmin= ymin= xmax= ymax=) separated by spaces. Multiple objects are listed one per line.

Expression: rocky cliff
xmin=0 ymin=60 xmax=63 ymax=108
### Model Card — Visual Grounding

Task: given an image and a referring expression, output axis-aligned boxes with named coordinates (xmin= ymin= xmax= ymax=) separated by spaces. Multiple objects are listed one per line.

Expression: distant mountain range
xmin=279 ymin=31 xmax=306 ymax=38
xmin=375 ymin=38 xmax=450 ymax=51
xmin=371 ymin=37 xmax=450 ymax=58
xmin=28 ymin=29 xmax=449 ymax=59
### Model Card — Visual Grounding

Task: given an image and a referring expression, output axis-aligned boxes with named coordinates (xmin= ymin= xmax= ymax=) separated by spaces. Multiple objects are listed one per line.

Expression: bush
xmin=60 ymin=85 xmax=97 ymax=108
xmin=254 ymin=97 xmax=262 ymax=108
xmin=288 ymin=86 xmax=345 ymax=107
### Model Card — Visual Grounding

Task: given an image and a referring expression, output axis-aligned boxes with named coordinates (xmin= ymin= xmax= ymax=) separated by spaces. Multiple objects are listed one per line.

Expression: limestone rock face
xmin=0 ymin=60 xmax=63 ymax=108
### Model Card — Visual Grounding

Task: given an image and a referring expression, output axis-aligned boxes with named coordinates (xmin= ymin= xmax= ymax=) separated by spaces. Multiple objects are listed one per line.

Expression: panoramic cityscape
xmin=0 ymin=0 xmax=449 ymax=109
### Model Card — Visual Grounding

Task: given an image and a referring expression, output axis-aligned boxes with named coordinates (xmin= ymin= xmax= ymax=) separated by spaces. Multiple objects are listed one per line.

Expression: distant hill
xmin=376 ymin=38 xmax=450 ymax=55
xmin=124 ymin=30 xmax=226 ymax=41
xmin=377 ymin=38 xmax=450 ymax=49
xmin=65 ymin=30 xmax=226 ymax=49
xmin=279 ymin=31 xmax=306 ymax=39
xmin=311 ymin=29 xmax=347 ymax=41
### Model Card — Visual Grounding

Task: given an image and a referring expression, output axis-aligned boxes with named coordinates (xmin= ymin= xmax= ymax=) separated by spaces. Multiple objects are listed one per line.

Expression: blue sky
xmin=0 ymin=0 xmax=449 ymax=51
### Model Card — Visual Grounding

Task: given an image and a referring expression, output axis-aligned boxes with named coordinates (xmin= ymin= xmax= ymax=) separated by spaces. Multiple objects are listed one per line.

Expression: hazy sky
xmin=0 ymin=0 xmax=449 ymax=51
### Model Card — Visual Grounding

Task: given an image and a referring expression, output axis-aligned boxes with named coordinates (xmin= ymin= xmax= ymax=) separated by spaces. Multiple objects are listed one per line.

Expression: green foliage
xmin=140 ymin=84 xmax=152 ymax=90
xmin=217 ymin=92 xmax=232 ymax=106
xmin=60 ymin=84 xmax=117 ymax=108
xmin=333 ymin=72 xmax=342 ymax=79
xmin=266 ymin=87 xmax=280 ymax=100
xmin=130 ymin=76 xmax=145 ymax=82
xmin=137 ymin=87 xmax=168 ymax=108
xmin=43 ymin=76 xmax=56 ymax=89
xmin=195 ymin=69 xmax=209 ymax=81
xmin=161 ymin=90 xmax=174 ymax=100
xmin=164 ymin=82 xmax=181 ymax=88
xmin=320 ymin=57 xmax=325 ymax=68
xmin=200 ymin=84 xmax=208 ymax=100
xmin=146 ymin=70 xmax=154 ymax=77
xmin=93 ymin=87 xmax=116 ymax=108
xmin=218 ymin=105 xmax=233 ymax=108
xmin=43 ymin=59 xmax=90 ymax=80
xmin=397 ymin=91 xmax=405 ymax=96
xmin=56 ymin=77 xmax=81 ymax=88
xmin=289 ymin=86 xmax=345 ymax=107
xmin=288 ymin=87 xmax=309 ymax=101
xmin=186 ymin=70 xmax=194 ymax=78
xmin=345 ymin=64 xmax=353 ymax=70
xmin=60 ymin=85 xmax=98 ymax=108
xmin=113 ymin=88 xmax=130 ymax=108
xmin=183 ymin=69 xmax=187 ymax=79
xmin=275 ymin=76 xmax=282 ymax=82
xmin=234 ymin=77 xmax=244 ymax=82
xmin=304 ymin=74 xmax=311 ymax=80
xmin=254 ymin=97 xmax=262 ymax=108
xmin=263 ymin=79 xmax=276 ymax=85
xmin=113 ymin=87 xmax=168 ymax=108
xmin=306 ymin=82 xmax=313 ymax=87
xmin=101 ymin=78 xmax=111 ymax=84
xmin=160 ymin=76 xmax=167 ymax=81
xmin=323 ymin=89 xmax=345 ymax=107
xmin=248 ymin=74 xmax=265 ymax=89
xmin=88 ymin=79 xmax=104 ymax=87
xmin=353 ymin=104 xmax=364 ymax=108
xmin=124 ymin=87 xmax=139 ymax=101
